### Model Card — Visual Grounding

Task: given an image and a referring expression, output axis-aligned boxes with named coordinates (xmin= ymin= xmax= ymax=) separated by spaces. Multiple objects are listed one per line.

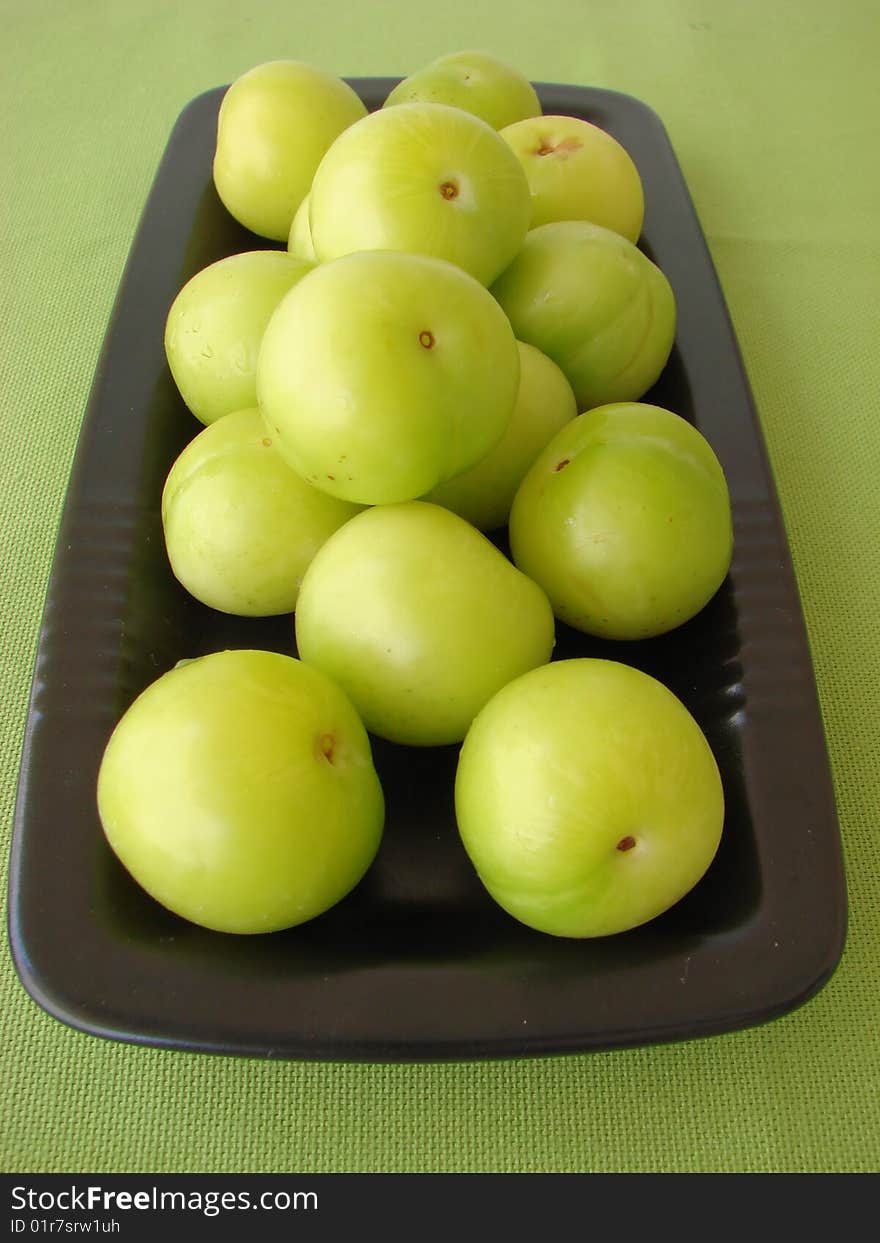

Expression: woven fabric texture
xmin=2 ymin=0 xmax=878 ymax=1173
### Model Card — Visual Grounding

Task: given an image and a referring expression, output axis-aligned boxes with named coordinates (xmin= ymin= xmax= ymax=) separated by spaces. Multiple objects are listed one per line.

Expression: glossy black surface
xmin=8 ymin=81 xmax=847 ymax=1060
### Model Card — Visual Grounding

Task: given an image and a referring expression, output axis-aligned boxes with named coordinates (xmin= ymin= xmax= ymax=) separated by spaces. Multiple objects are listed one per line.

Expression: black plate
xmin=8 ymin=80 xmax=847 ymax=1061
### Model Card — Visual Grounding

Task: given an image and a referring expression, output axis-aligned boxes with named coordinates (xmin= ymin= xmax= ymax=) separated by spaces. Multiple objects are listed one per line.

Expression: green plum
xmin=500 ymin=114 xmax=644 ymax=241
xmin=288 ymin=192 xmax=316 ymax=261
xmin=97 ymin=650 xmax=384 ymax=934
xmin=257 ymin=250 xmax=520 ymax=505
xmin=308 ymin=102 xmax=531 ymax=286
xmin=384 ymin=50 xmax=541 ymax=130
xmin=164 ymin=249 xmax=313 ymax=426
xmin=161 ymin=408 xmax=363 ymax=617
xmin=456 ymin=658 xmax=724 ymax=938
xmin=213 ymin=60 xmax=367 ymax=241
xmin=295 ymin=502 xmax=556 ymax=746
xmin=425 ymin=341 xmax=577 ymax=531
xmin=491 ymin=220 xmax=675 ymax=409
xmin=509 ymin=403 xmax=733 ymax=639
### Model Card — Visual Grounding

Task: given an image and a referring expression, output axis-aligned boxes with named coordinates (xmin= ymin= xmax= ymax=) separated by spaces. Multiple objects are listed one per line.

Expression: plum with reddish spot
xmin=509 ymin=402 xmax=733 ymax=639
xmin=97 ymin=650 xmax=385 ymax=934
xmin=500 ymin=114 xmax=645 ymax=240
xmin=455 ymin=659 xmax=724 ymax=937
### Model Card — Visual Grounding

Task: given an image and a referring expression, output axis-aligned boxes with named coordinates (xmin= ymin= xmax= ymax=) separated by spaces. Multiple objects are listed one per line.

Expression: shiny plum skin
xmin=456 ymin=659 xmax=724 ymax=937
xmin=500 ymin=114 xmax=644 ymax=241
xmin=491 ymin=220 xmax=675 ymax=410
xmin=295 ymin=502 xmax=556 ymax=746
xmin=97 ymin=650 xmax=385 ymax=934
xmin=257 ymin=250 xmax=520 ymax=505
xmin=309 ymin=102 xmax=531 ymax=287
xmin=213 ymin=60 xmax=367 ymax=241
xmin=164 ymin=250 xmax=313 ymax=426
xmin=161 ymin=408 xmax=362 ymax=616
xmin=509 ymin=403 xmax=733 ymax=640
xmin=425 ymin=341 xmax=577 ymax=531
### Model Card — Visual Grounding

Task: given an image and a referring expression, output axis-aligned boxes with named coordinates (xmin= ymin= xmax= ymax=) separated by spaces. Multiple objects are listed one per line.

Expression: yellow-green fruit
xmin=509 ymin=403 xmax=733 ymax=639
xmin=456 ymin=659 xmax=724 ymax=938
xmin=384 ymin=50 xmax=541 ymax=130
xmin=164 ymin=250 xmax=312 ymax=425
xmin=295 ymin=502 xmax=556 ymax=746
xmin=161 ymin=408 xmax=363 ymax=617
xmin=288 ymin=193 xmax=316 ymax=261
xmin=213 ymin=60 xmax=367 ymax=241
xmin=491 ymin=221 xmax=675 ymax=410
xmin=425 ymin=341 xmax=576 ymax=530
xmin=257 ymin=250 xmax=520 ymax=505
xmin=501 ymin=114 xmax=644 ymax=241
xmin=308 ymin=102 xmax=531 ymax=287
xmin=97 ymin=650 xmax=384 ymax=934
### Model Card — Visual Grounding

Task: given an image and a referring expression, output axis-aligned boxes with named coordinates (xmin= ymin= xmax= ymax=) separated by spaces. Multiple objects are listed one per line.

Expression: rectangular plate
xmin=9 ymin=80 xmax=847 ymax=1061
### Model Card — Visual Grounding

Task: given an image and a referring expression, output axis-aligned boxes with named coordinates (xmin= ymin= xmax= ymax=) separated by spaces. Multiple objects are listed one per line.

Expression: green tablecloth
xmin=2 ymin=0 xmax=878 ymax=1173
